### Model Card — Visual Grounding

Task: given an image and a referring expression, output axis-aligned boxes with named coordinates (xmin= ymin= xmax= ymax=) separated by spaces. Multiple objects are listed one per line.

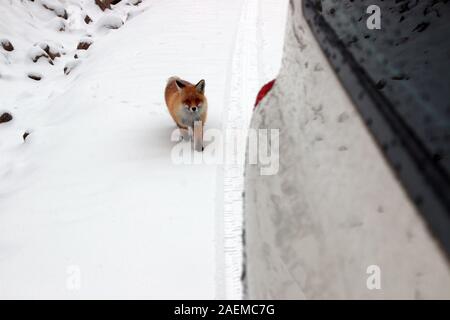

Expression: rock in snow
xmin=96 ymin=14 xmax=124 ymax=30
xmin=0 ymin=112 xmax=13 ymax=124
xmin=1 ymin=39 xmax=14 ymax=51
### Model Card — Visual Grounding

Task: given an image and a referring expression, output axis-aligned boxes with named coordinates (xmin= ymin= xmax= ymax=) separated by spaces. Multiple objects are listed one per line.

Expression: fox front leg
xmin=177 ymin=125 xmax=190 ymax=141
xmin=193 ymin=120 xmax=204 ymax=152
xmin=181 ymin=128 xmax=190 ymax=141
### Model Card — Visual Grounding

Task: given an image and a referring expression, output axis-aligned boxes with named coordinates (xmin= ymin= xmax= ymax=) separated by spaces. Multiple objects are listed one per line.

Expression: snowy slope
xmin=0 ymin=0 xmax=287 ymax=299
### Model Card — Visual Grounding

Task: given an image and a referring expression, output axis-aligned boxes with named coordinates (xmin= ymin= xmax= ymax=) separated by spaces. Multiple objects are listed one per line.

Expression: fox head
xmin=175 ymin=79 xmax=206 ymax=113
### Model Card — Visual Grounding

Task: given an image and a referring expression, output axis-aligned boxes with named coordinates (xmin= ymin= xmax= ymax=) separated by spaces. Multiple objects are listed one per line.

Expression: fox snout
xmin=185 ymin=105 xmax=199 ymax=112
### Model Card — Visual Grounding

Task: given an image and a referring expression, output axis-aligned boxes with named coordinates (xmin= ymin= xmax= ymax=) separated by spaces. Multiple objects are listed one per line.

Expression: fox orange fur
xmin=165 ymin=76 xmax=208 ymax=151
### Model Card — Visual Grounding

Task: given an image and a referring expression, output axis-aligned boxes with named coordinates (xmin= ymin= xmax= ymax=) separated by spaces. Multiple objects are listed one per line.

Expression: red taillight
xmin=254 ymin=79 xmax=276 ymax=109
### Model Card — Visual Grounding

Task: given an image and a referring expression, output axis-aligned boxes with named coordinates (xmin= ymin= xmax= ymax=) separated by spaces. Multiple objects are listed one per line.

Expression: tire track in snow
xmin=218 ymin=0 xmax=260 ymax=300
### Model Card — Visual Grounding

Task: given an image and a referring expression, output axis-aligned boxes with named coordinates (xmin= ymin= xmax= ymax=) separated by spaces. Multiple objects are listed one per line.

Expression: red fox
xmin=165 ymin=76 xmax=207 ymax=151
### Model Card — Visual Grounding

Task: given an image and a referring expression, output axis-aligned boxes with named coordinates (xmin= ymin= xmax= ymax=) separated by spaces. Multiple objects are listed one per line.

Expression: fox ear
xmin=195 ymin=79 xmax=205 ymax=94
xmin=175 ymin=80 xmax=186 ymax=90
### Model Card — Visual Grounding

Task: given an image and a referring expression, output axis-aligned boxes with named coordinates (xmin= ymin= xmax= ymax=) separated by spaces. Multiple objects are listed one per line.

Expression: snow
xmin=41 ymin=0 xmax=68 ymax=19
xmin=96 ymin=14 xmax=123 ymax=30
xmin=0 ymin=0 xmax=287 ymax=299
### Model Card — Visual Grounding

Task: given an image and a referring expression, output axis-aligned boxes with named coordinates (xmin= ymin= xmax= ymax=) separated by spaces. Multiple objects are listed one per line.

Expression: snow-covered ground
xmin=0 ymin=0 xmax=287 ymax=298
xmin=219 ymin=0 xmax=288 ymax=299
